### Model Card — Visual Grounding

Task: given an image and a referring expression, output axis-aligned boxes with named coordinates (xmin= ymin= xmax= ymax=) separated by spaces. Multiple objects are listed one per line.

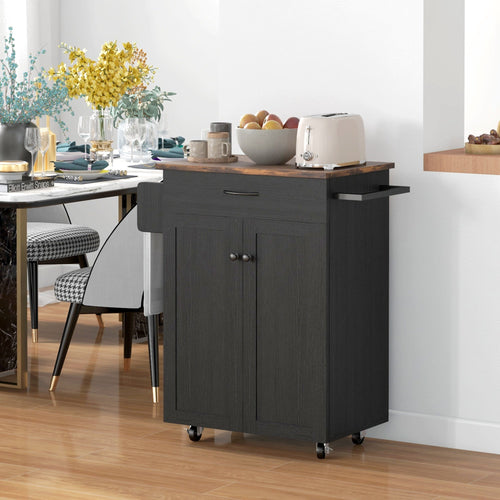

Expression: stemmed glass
xmin=123 ymin=118 xmax=139 ymax=162
xmin=78 ymin=116 xmax=91 ymax=161
xmin=136 ymin=118 xmax=147 ymax=161
xmin=157 ymin=113 xmax=168 ymax=148
xmin=24 ymin=127 xmax=40 ymax=178
xmin=39 ymin=129 xmax=50 ymax=176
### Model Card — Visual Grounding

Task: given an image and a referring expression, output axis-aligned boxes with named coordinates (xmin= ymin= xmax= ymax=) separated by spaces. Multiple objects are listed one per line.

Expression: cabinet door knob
xmin=229 ymin=252 xmax=240 ymax=261
xmin=242 ymin=253 xmax=253 ymax=262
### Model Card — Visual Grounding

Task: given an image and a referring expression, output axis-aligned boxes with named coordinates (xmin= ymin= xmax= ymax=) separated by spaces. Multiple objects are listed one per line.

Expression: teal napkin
xmin=56 ymin=141 xmax=90 ymax=153
xmin=157 ymin=136 xmax=185 ymax=148
xmin=150 ymin=146 xmax=184 ymax=158
xmin=53 ymin=159 xmax=108 ymax=170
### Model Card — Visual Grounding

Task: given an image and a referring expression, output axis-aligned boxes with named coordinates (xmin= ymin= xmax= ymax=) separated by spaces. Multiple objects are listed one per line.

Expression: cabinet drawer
xmin=162 ymin=171 xmax=327 ymax=223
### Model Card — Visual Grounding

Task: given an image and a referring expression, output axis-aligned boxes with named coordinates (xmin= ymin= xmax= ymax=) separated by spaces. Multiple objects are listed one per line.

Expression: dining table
xmin=0 ymin=161 xmax=163 ymax=388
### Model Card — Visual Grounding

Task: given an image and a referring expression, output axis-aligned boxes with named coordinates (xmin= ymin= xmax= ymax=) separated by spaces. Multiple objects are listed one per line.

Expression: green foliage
xmin=112 ymin=86 xmax=175 ymax=127
xmin=0 ymin=27 xmax=73 ymax=131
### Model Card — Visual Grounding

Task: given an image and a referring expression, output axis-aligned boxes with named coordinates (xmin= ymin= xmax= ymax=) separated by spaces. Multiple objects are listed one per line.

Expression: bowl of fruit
xmin=465 ymin=127 xmax=500 ymax=154
xmin=236 ymin=110 xmax=299 ymax=165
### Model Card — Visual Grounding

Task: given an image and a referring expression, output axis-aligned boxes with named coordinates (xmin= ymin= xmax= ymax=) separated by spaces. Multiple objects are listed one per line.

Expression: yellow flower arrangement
xmin=49 ymin=41 xmax=154 ymax=110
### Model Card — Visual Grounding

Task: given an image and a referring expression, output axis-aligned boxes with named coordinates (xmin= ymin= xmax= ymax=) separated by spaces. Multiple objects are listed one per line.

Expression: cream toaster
xmin=295 ymin=113 xmax=366 ymax=169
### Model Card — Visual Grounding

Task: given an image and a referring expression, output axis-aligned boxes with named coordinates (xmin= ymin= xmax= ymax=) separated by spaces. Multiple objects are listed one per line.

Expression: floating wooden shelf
xmin=424 ymin=148 xmax=500 ymax=175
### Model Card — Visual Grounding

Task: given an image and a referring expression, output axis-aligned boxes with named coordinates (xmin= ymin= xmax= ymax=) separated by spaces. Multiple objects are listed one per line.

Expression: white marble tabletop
xmin=0 ymin=159 xmax=163 ymax=208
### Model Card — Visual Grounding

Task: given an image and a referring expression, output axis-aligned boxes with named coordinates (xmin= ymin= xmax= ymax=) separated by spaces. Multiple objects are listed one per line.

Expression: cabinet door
xmin=163 ymin=215 xmax=243 ymax=431
xmin=243 ymin=219 xmax=328 ymax=441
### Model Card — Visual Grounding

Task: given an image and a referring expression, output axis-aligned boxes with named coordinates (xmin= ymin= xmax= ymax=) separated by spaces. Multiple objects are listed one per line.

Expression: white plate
xmin=56 ymin=151 xmax=86 ymax=161
xmin=57 ymin=169 xmax=108 ymax=180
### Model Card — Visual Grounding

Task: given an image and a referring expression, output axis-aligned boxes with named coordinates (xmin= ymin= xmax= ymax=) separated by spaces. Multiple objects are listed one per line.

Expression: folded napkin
xmin=157 ymin=136 xmax=185 ymax=149
xmin=56 ymin=141 xmax=90 ymax=153
xmin=53 ymin=159 xmax=109 ymax=170
xmin=150 ymin=146 xmax=184 ymax=159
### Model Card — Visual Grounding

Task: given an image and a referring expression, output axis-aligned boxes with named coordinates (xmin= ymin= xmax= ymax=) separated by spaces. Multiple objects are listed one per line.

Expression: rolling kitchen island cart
xmin=138 ymin=157 xmax=409 ymax=458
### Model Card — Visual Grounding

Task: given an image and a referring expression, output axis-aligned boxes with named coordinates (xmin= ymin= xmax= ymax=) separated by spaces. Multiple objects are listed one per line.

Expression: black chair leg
xmin=78 ymin=255 xmax=103 ymax=328
xmin=123 ymin=312 xmax=134 ymax=370
xmin=27 ymin=261 xmax=38 ymax=343
xmin=147 ymin=314 xmax=160 ymax=404
xmin=49 ymin=302 xmax=82 ymax=391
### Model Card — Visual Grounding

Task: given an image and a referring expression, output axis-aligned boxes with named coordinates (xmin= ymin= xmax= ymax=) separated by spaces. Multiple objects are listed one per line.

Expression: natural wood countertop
xmin=154 ymin=156 xmax=394 ymax=179
xmin=424 ymin=148 xmax=500 ymax=175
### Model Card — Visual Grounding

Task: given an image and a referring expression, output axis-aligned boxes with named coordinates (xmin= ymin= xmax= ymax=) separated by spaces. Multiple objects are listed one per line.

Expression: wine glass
xmin=78 ymin=116 xmax=91 ymax=161
xmin=24 ymin=127 xmax=40 ymax=178
xmin=136 ymin=119 xmax=148 ymax=161
xmin=123 ymin=118 xmax=139 ymax=162
xmin=157 ymin=113 xmax=169 ymax=148
xmin=39 ymin=129 xmax=50 ymax=176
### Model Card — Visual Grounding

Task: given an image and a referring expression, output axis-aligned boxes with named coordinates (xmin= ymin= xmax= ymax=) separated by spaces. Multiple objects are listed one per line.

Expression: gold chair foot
xmin=124 ymin=358 xmax=131 ymax=371
xmin=49 ymin=375 xmax=59 ymax=392
xmin=32 ymin=329 xmax=38 ymax=343
xmin=96 ymin=314 xmax=104 ymax=328
xmin=152 ymin=386 xmax=159 ymax=404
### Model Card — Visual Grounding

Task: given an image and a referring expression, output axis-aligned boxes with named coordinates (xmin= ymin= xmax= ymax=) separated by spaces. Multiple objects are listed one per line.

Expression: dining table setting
xmin=0 ymin=141 xmax=166 ymax=389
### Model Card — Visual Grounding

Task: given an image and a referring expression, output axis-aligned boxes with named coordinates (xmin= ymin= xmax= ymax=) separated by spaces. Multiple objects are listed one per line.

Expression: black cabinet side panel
xmin=137 ymin=181 xmax=164 ymax=233
xmin=329 ymin=171 xmax=390 ymax=440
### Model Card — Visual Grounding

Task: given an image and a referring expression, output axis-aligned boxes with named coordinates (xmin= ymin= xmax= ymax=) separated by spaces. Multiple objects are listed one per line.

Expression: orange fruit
xmin=262 ymin=120 xmax=282 ymax=130
xmin=256 ymin=110 xmax=269 ymax=126
xmin=239 ymin=113 xmax=259 ymax=128
xmin=244 ymin=121 xmax=261 ymax=129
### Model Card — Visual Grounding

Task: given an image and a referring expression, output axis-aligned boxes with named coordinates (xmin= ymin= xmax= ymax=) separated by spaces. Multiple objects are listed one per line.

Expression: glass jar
xmin=89 ymin=108 xmax=114 ymax=166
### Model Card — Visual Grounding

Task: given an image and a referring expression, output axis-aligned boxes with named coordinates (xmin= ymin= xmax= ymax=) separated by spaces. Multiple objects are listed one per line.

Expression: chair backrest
xmin=82 ymin=206 xmax=144 ymax=309
xmin=27 ymin=204 xmax=72 ymax=223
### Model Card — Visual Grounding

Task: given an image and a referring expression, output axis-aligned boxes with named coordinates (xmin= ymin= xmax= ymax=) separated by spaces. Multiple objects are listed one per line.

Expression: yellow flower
xmin=48 ymin=40 xmax=154 ymax=110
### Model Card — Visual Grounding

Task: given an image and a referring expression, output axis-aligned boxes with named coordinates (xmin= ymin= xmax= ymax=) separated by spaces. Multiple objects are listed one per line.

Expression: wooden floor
xmin=0 ymin=303 xmax=499 ymax=499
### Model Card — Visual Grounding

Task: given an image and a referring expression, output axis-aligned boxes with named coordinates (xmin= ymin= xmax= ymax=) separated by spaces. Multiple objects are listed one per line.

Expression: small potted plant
xmin=0 ymin=27 xmax=73 ymax=163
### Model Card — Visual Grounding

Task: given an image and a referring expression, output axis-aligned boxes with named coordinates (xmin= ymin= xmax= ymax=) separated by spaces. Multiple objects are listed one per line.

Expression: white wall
xmin=464 ymin=0 xmax=500 ymax=135
xmin=53 ymin=0 xmax=500 ymax=454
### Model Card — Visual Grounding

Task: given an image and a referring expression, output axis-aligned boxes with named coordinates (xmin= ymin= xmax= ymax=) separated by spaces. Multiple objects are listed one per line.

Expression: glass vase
xmin=89 ymin=108 xmax=114 ymax=166
xmin=117 ymin=118 xmax=158 ymax=163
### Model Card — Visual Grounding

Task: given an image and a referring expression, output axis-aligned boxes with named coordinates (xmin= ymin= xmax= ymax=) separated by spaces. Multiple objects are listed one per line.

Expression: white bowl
xmin=236 ymin=128 xmax=297 ymax=165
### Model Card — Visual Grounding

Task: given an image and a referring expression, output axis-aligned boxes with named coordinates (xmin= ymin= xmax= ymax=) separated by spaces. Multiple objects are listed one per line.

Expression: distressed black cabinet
xmin=138 ymin=159 xmax=408 ymax=456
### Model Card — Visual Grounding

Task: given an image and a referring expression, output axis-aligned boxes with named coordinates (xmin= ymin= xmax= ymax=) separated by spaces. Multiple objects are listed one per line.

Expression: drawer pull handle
xmin=229 ymin=252 xmax=240 ymax=262
xmin=241 ymin=253 xmax=254 ymax=262
xmin=223 ymin=190 xmax=259 ymax=196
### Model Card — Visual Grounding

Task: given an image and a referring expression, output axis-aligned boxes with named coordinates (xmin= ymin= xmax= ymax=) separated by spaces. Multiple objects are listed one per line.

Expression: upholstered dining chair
xmin=27 ymin=205 xmax=101 ymax=343
xmin=48 ymin=205 xmax=161 ymax=403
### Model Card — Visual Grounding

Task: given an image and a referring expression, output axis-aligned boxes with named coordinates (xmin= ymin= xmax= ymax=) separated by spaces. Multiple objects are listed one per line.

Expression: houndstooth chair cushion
xmin=54 ymin=267 xmax=91 ymax=303
xmin=27 ymin=223 xmax=100 ymax=262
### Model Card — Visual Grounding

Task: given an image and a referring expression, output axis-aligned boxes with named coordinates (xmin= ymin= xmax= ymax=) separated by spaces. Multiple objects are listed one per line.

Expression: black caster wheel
xmin=187 ymin=425 xmax=203 ymax=442
xmin=351 ymin=432 xmax=365 ymax=445
xmin=316 ymin=442 xmax=327 ymax=459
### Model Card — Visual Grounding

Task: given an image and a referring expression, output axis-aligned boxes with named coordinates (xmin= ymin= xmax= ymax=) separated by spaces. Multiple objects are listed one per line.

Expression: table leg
xmin=0 ymin=208 xmax=27 ymax=388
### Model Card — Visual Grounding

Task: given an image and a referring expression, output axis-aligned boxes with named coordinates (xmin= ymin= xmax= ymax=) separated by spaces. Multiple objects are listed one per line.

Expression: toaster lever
xmin=303 ymin=125 xmax=313 ymax=161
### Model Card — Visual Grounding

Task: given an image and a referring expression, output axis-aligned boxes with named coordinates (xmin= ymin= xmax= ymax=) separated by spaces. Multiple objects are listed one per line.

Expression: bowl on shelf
xmin=236 ymin=128 xmax=297 ymax=165
xmin=464 ymin=143 xmax=500 ymax=155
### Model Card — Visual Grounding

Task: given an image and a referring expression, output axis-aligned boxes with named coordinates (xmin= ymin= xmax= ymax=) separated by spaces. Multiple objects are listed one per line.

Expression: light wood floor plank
xmin=0 ymin=302 xmax=497 ymax=499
